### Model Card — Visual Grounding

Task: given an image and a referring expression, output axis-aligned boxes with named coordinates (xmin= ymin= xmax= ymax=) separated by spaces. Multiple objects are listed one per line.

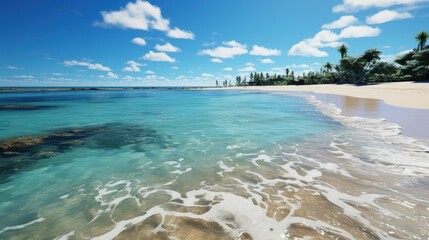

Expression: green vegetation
xmin=217 ymin=31 xmax=428 ymax=87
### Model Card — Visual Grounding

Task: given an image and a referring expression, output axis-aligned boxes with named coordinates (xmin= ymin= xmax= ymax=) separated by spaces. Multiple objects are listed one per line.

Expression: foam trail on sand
xmin=0 ymin=218 xmax=45 ymax=234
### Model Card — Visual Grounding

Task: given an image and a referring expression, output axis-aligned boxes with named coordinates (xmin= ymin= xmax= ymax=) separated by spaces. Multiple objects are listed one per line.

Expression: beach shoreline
xmin=212 ymin=81 xmax=429 ymax=110
xmin=205 ymin=81 xmax=429 ymax=140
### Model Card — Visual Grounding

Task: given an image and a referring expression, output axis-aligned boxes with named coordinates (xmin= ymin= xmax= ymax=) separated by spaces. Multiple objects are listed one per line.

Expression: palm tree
xmin=415 ymin=31 xmax=428 ymax=51
xmin=338 ymin=44 xmax=348 ymax=59
xmin=361 ymin=48 xmax=382 ymax=67
xmin=324 ymin=62 xmax=333 ymax=72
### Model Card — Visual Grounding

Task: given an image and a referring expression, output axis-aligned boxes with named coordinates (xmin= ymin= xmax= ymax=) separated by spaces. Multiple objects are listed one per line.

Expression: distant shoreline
xmin=0 ymin=86 xmax=214 ymax=93
xmin=207 ymin=81 xmax=429 ymax=110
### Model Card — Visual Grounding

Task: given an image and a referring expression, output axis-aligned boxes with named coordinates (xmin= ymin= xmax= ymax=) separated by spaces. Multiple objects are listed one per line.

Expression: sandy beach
xmin=225 ymin=81 xmax=429 ymax=110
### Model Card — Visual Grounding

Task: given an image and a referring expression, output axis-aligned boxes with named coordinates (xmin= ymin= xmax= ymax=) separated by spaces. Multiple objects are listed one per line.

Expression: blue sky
xmin=0 ymin=0 xmax=428 ymax=86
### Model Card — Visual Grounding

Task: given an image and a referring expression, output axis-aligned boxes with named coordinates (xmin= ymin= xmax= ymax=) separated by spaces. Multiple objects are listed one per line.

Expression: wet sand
xmin=310 ymin=93 xmax=429 ymax=140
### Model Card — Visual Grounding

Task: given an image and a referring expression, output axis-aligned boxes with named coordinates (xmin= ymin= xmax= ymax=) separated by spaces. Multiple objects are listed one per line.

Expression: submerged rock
xmin=0 ymin=123 xmax=169 ymax=181
xmin=0 ymin=105 xmax=56 ymax=111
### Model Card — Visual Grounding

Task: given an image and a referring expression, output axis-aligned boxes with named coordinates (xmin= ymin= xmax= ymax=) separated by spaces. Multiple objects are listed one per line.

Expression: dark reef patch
xmin=0 ymin=105 xmax=57 ymax=111
xmin=0 ymin=123 xmax=171 ymax=182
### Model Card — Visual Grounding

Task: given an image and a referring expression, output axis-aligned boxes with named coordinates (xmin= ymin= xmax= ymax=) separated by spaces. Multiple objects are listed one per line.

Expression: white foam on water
xmin=217 ymin=161 xmax=235 ymax=176
xmin=307 ymin=95 xmax=429 ymax=176
xmin=59 ymin=194 xmax=70 ymax=199
xmin=53 ymin=230 xmax=75 ymax=240
xmin=169 ymin=168 xmax=192 ymax=175
xmin=250 ymin=153 xmax=273 ymax=167
xmin=0 ymin=217 xmax=45 ymax=234
xmin=91 ymin=180 xmax=141 ymax=223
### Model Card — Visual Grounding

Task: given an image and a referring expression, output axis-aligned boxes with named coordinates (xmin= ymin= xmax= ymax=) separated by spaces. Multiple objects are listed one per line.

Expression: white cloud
xmin=127 ymin=60 xmax=145 ymax=66
xmin=287 ymin=29 xmax=343 ymax=57
xmin=397 ymin=49 xmax=413 ymax=56
xmin=203 ymin=41 xmax=216 ymax=47
xmin=288 ymin=24 xmax=380 ymax=57
xmin=224 ymin=74 xmax=234 ymax=79
xmin=145 ymin=70 xmax=155 ymax=74
xmin=366 ymin=10 xmax=413 ymax=24
xmin=322 ymin=15 xmax=358 ymax=29
xmin=238 ymin=66 xmax=256 ymax=72
xmin=107 ymin=72 xmax=118 ymax=79
xmin=122 ymin=60 xmax=144 ymax=72
xmin=250 ymin=45 xmax=281 ymax=56
xmin=5 ymin=66 xmax=21 ymax=70
xmin=132 ymin=37 xmax=147 ymax=46
xmin=223 ymin=67 xmax=233 ymax=71
xmin=381 ymin=49 xmax=413 ymax=62
xmin=64 ymin=60 xmax=111 ymax=71
xmin=167 ymin=27 xmax=195 ymax=40
xmin=101 ymin=0 xmax=169 ymax=31
xmin=100 ymin=0 xmax=194 ymax=40
xmin=211 ymin=58 xmax=223 ymax=63
xmin=142 ymin=51 xmax=175 ymax=62
xmin=202 ymin=73 xmax=214 ymax=77
xmin=122 ymin=65 xmax=140 ymax=72
xmin=288 ymin=64 xmax=312 ymax=68
xmin=339 ymin=25 xmax=381 ymax=38
xmin=14 ymin=75 xmax=34 ymax=79
xmin=172 ymin=66 xmax=179 ymax=69
xmin=155 ymin=42 xmax=181 ymax=52
xmin=122 ymin=75 xmax=134 ymax=81
xmin=306 ymin=30 xmax=341 ymax=47
xmin=288 ymin=41 xmax=329 ymax=57
xmin=199 ymin=40 xmax=248 ymax=59
xmin=245 ymin=62 xmax=255 ymax=66
xmin=261 ymin=59 xmax=274 ymax=64
xmin=223 ymin=40 xmax=247 ymax=48
xmin=333 ymin=0 xmax=428 ymax=12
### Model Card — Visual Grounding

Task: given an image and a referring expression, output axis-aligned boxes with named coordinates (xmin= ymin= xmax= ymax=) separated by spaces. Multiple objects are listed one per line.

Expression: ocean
xmin=0 ymin=89 xmax=428 ymax=239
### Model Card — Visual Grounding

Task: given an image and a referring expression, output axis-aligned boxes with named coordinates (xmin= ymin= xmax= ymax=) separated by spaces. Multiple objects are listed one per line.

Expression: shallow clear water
xmin=0 ymin=90 xmax=428 ymax=239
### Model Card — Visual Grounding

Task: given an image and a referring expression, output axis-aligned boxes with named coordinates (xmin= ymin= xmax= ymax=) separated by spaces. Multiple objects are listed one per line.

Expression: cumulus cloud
xmin=100 ymin=0 xmax=194 ymax=40
xmin=288 ymin=41 xmax=329 ymax=57
xmin=145 ymin=70 xmax=155 ymax=74
xmin=211 ymin=58 xmax=223 ymax=63
xmin=288 ymin=25 xmax=380 ymax=57
xmin=339 ymin=25 xmax=381 ymax=38
xmin=107 ymin=72 xmax=118 ymax=79
xmin=223 ymin=40 xmax=247 ymax=48
xmin=223 ymin=67 xmax=233 ymax=71
xmin=238 ymin=66 xmax=256 ymax=72
xmin=132 ymin=37 xmax=147 ymax=46
xmin=322 ymin=15 xmax=358 ymax=29
xmin=101 ymin=0 xmax=169 ymax=31
xmin=122 ymin=60 xmax=145 ymax=72
xmin=333 ymin=0 xmax=428 ymax=12
xmin=14 ymin=75 xmax=34 ymax=79
xmin=155 ymin=42 xmax=181 ymax=52
xmin=166 ymin=27 xmax=195 ymax=40
xmin=250 ymin=45 xmax=281 ymax=56
xmin=201 ymin=73 xmax=214 ymax=77
xmin=366 ymin=10 xmax=413 ymax=24
xmin=261 ymin=58 xmax=274 ymax=64
xmin=199 ymin=40 xmax=248 ymax=59
xmin=142 ymin=51 xmax=175 ymax=62
xmin=64 ymin=60 xmax=111 ymax=71
xmin=5 ymin=66 xmax=22 ymax=70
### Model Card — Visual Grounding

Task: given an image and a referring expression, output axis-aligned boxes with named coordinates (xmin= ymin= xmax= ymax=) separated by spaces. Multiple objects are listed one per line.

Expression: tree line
xmin=216 ymin=31 xmax=428 ymax=87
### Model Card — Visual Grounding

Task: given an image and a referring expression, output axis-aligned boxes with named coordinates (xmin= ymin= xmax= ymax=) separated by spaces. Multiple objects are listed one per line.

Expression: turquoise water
xmin=1 ymin=90 xmax=429 ymax=239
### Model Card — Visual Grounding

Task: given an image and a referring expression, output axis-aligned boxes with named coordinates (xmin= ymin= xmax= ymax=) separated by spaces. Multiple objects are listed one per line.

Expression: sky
xmin=0 ymin=0 xmax=428 ymax=87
